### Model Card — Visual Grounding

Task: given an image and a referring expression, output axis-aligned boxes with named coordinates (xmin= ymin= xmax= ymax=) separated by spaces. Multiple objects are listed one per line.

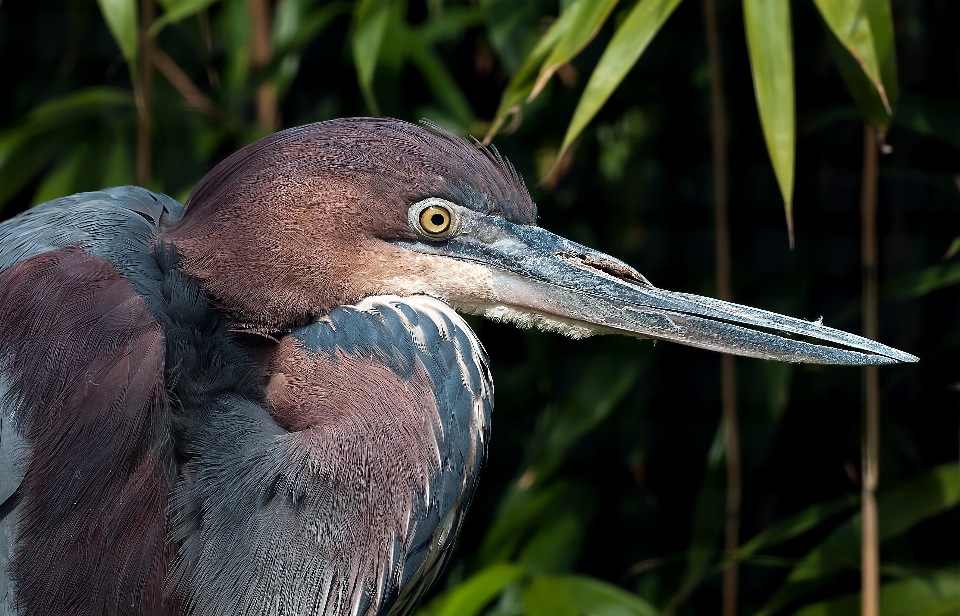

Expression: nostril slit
xmin=555 ymin=251 xmax=653 ymax=286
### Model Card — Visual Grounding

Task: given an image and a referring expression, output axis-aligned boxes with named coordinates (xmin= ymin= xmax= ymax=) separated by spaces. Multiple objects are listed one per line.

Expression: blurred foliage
xmin=482 ymin=0 xmax=897 ymax=239
xmin=0 ymin=0 xmax=958 ymax=614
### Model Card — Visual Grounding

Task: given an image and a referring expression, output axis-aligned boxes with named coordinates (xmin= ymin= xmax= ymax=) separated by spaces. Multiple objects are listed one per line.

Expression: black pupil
xmin=430 ymin=213 xmax=446 ymax=227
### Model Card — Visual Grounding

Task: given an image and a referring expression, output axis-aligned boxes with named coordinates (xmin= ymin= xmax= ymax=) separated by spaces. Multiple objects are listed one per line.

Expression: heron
xmin=0 ymin=118 xmax=915 ymax=616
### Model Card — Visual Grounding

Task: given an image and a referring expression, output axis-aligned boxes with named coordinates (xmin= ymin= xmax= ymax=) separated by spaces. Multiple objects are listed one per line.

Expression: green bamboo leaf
xmin=525 ymin=360 xmax=638 ymax=481
xmin=734 ymin=494 xmax=859 ymax=561
xmin=0 ymin=132 xmax=60 ymax=209
xmin=432 ymin=563 xmax=526 ymax=616
xmin=667 ymin=423 xmax=726 ymax=608
xmin=150 ymin=0 xmax=223 ymax=35
xmin=560 ymin=575 xmax=659 ymax=616
xmin=743 ymin=0 xmax=795 ymax=245
xmin=218 ymin=0 xmax=254 ymax=96
xmin=945 ymin=236 xmax=960 ymax=260
xmin=739 ymin=361 xmax=793 ymax=472
xmin=812 ymin=0 xmax=882 ymax=91
xmin=272 ymin=0 xmax=310 ymax=50
xmin=480 ymin=0 xmax=542 ymax=73
xmin=824 ymin=18 xmax=889 ymax=128
xmin=557 ymin=0 xmax=682 ymax=160
xmin=881 ymin=261 xmax=960 ymax=302
xmin=476 ymin=362 xmax=637 ymax=568
xmin=28 ymin=118 xmax=133 ymax=205
xmin=274 ymin=1 xmax=349 ymax=52
xmin=408 ymin=45 xmax=475 ymax=127
xmin=863 ymin=0 xmax=897 ymax=110
xmin=793 ymin=570 xmax=960 ymax=616
xmin=477 ymin=483 xmax=567 ymax=566
xmin=518 ymin=508 xmax=586 ymax=575
xmin=529 ymin=0 xmax=619 ymax=100
xmin=0 ymin=88 xmax=134 ymax=210
xmin=522 ymin=575 xmax=578 ymax=616
xmin=97 ymin=0 xmax=139 ymax=70
xmin=894 ymin=94 xmax=960 ymax=149
xmin=812 ymin=0 xmax=896 ymax=115
xmin=401 ymin=8 xmax=484 ymax=129
xmin=484 ymin=7 xmax=577 ymax=142
xmin=830 ymin=246 xmax=960 ymax=323
xmin=415 ymin=7 xmax=484 ymax=45
xmin=270 ymin=1 xmax=351 ymax=96
xmin=22 ymin=88 xmax=135 ymax=123
xmin=100 ymin=131 xmax=136 ymax=189
xmin=352 ymin=0 xmax=392 ymax=115
xmin=809 ymin=463 xmax=960 ymax=567
xmin=31 ymin=147 xmax=88 ymax=206
xmin=757 ymin=464 xmax=960 ymax=616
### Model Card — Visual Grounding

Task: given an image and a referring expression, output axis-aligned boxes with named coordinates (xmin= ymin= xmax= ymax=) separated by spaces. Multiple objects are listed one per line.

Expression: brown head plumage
xmin=165 ymin=118 xmax=534 ymax=330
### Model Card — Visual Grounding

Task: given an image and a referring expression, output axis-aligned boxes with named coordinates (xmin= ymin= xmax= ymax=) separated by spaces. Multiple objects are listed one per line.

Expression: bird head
xmin=165 ymin=118 xmax=915 ymax=365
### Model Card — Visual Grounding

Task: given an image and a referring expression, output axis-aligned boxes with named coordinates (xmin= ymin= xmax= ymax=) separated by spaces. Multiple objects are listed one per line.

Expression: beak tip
xmin=856 ymin=348 xmax=918 ymax=366
xmin=896 ymin=351 xmax=920 ymax=364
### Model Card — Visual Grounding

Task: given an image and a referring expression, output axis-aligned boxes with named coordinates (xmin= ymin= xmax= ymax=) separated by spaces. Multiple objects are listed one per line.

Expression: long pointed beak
xmin=397 ymin=214 xmax=917 ymax=366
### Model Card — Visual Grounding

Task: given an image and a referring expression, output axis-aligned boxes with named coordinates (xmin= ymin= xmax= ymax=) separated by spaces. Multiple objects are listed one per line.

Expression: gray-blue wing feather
xmin=0 ymin=186 xmax=183 ymax=274
xmin=169 ymin=295 xmax=492 ymax=616
xmin=0 ymin=186 xmax=183 ymax=504
xmin=297 ymin=297 xmax=492 ymax=616
xmin=0 ymin=187 xmax=184 ymax=616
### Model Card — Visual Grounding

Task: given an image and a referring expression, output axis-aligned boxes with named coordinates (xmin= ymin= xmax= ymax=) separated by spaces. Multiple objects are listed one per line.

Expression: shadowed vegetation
xmin=0 ymin=0 xmax=957 ymax=613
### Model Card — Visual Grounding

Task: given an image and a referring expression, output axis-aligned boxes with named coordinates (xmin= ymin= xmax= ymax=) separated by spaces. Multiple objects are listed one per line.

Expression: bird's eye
xmin=420 ymin=206 xmax=451 ymax=235
xmin=409 ymin=198 xmax=459 ymax=240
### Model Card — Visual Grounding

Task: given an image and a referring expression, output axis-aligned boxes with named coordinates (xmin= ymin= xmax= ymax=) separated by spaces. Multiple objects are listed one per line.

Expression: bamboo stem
xmin=248 ymin=0 xmax=278 ymax=130
xmin=135 ymin=0 xmax=155 ymax=187
xmin=152 ymin=47 xmax=216 ymax=116
xmin=704 ymin=0 xmax=740 ymax=614
xmin=860 ymin=123 xmax=880 ymax=616
xmin=720 ymin=354 xmax=740 ymax=616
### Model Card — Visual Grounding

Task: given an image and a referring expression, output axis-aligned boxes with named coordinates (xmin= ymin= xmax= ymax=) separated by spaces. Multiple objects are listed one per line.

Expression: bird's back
xmin=0 ymin=187 xmax=183 ymax=615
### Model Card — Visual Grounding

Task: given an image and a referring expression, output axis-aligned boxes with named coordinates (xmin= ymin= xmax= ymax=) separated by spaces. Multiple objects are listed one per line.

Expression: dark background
xmin=0 ymin=0 xmax=957 ymax=613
